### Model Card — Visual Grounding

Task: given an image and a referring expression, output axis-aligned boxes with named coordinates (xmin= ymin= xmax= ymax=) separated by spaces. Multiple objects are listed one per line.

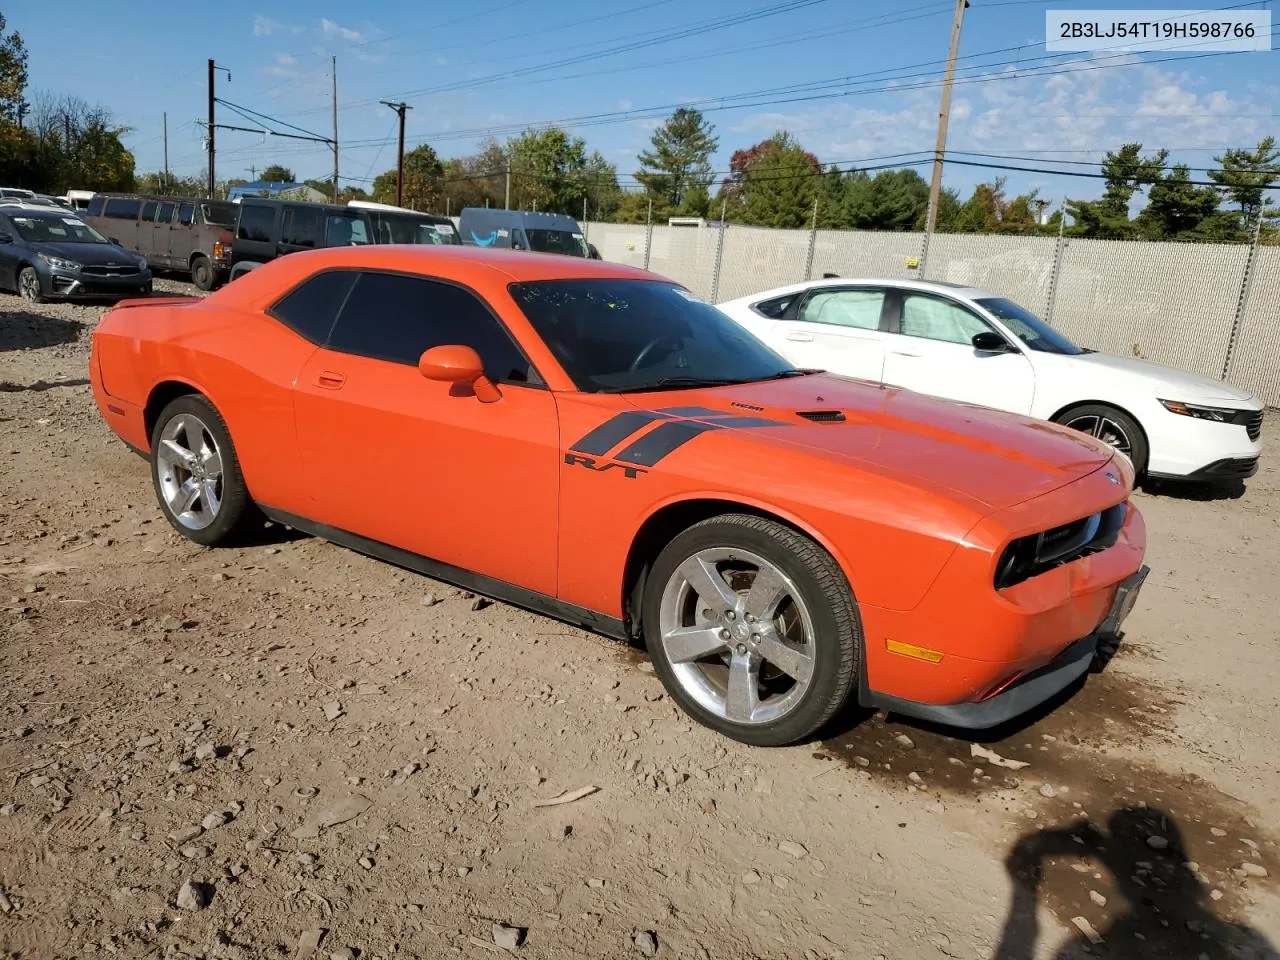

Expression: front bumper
xmin=1149 ymin=456 xmax=1259 ymax=482
xmin=1145 ymin=404 xmax=1263 ymax=478
xmin=45 ymin=267 xmax=152 ymax=300
xmin=862 ymin=565 xmax=1149 ymax=729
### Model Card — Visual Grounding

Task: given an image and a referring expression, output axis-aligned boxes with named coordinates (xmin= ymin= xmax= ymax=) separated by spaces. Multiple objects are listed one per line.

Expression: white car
xmin=717 ymin=278 xmax=1264 ymax=482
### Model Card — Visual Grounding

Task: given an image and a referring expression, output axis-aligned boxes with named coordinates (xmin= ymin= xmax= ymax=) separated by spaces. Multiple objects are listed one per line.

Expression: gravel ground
xmin=1 ymin=281 xmax=1278 ymax=960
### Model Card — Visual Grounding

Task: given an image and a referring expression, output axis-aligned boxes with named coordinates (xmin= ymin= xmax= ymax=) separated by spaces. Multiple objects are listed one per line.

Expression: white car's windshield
xmin=977 ymin=297 xmax=1085 ymax=356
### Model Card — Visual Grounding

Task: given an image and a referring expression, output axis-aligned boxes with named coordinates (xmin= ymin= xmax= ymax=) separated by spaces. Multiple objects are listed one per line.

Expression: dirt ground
xmin=1 ymin=283 xmax=1278 ymax=960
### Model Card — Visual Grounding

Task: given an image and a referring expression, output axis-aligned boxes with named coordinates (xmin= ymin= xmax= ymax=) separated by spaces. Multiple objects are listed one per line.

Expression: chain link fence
xmin=583 ymin=218 xmax=1280 ymax=408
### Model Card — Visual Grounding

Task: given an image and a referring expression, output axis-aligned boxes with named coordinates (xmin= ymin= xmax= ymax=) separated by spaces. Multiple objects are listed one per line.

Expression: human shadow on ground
xmin=0 ymin=310 xmax=81 ymax=351
xmin=993 ymin=806 xmax=1278 ymax=960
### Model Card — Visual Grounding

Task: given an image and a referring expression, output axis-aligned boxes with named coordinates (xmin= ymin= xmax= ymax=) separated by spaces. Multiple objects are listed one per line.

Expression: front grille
xmin=995 ymin=503 xmax=1127 ymax=589
xmin=796 ymin=409 xmax=846 ymax=422
xmin=81 ymin=265 xmax=140 ymax=278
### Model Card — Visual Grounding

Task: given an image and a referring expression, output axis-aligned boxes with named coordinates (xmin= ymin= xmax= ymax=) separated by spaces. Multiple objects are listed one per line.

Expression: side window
xmin=510 ymin=230 xmax=526 ymax=251
xmin=268 ymin=270 xmax=357 ymax=345
xmin=104 ymin=197 xmax=141 ymax=219
xmin=86 ymin=196 xmax=105 ymax=217
xmin=899 ymin=293 xmax=991 ymax=346
xmin=752 ymin=294 xmax=797 ymax=319
xmin=328 ymin=272 xmax=535 ymax=383
xmin=323 ymin=215 xmax=370 ymax=247
xmin=282 ymin=206 xmax=322 ymax=248
xmin=799 ymin=289 xmax=886 ymax=331
xmin=156 ymin=202 xmax=175 ymax=224
xmin=237 ymin=205 xmax=275 ymax=242
xmin=141 ymin=200 xmax=158 ymax=222
xmin=177 ymin=203 xmax=195 ymax=226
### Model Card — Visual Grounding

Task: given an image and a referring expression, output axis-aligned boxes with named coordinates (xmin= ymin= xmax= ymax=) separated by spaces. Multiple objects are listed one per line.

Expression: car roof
xmin=208 ymin=244 xmax=660 ymax=308
xmin=0 ymin=204 xmax=78 ymax=218
xmin=721 ymin=277 xmax=1000 ymax=304
xmin=457 ymin=208 xmax=580 ymax=228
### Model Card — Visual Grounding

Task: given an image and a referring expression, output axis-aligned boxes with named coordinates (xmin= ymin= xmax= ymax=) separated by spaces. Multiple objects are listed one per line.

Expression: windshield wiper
xmin=610 ymin=376 xmax=742 ymax=393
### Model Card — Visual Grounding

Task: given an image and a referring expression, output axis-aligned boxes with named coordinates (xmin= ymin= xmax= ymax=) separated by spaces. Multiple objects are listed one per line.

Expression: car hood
xmin=623 ymin=374 xmax=1118 ymax=512
xmin=37 ymin=241 xmax=139 ymax=266
xmin=1071 ymin=351 xmax=1257 ymax=404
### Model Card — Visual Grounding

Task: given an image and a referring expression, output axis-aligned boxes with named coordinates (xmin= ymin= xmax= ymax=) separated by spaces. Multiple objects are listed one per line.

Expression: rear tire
xmin=1054 ymin=403 xmax=1148 ymax=477
xmin=190 ymin=256 xmax=214 ymax=291
xmin=150 ymin=394 xmax=253 ymax=546
xmin=642 ymin=514 xmax=861 ymax=746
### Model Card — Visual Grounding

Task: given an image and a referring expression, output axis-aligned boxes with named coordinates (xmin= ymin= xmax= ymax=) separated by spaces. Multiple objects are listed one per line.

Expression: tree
xmin=136 ymin=172 xmax=205 ymax=197
xmin=718 ymin=131 xmax=820 ymax=228
xmin=0 ymin=13 xmax=27 ymax=123
xmin=948 ymin=178 xmax=1041 ymax=234
xmin=1209 ymin=137 xmax=1279 ymax=233
xmin=1066 ymin=143 xmax=1166 ymax=238
xmin=441 ymin=139 xmax=507 ymax=211
xmin=259 ymin=164 xmax=295 ymax=183
xmin=372 ymin=143 xmax=445 ymax=211
xmin=635 ymin=108 xmax=718 ymax=212
xmin=582 ymin=150 xmax=621 ymax=221
xmin=1137 ymin=164 xmax=1221 ymax=239
xmin=508 ymin=127 xmax=591 ymax=214
xmin=845 ymin=168 xmax=929 ymax=231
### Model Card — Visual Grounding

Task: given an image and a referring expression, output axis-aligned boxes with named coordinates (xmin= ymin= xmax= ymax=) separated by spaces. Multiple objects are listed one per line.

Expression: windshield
xmin=9 ymin=215 xmax=111 ymax=244
xmin=976 ymin=297 xmax=1084 ymax=355
xmin=202 ymin=202 xmax=237 ymax=227
xmin=526 ymin=228 xmax=587 ymax=257
xmin=509 ymin=278 xmax=801 ymax=393
xmin=369 ymin=211 xmax=461 ymax=245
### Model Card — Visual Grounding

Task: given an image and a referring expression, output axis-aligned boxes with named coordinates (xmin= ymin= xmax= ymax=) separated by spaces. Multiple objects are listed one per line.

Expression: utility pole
xmin=380 ymin=100 xmax=411 ymax=206
xmin=207 ymin=58 xmax=216 ymax=199
xmin=63 ymin=113 xmax=72 ymax=155
xmin=924 ymin=0 xmax=969 ymax=235
xmin=247 ymin=165 xmax=257 ymax=180
xmin=331 ymin=56 xmax=340 ymax=203
xmin=504 ymin=166 xmax=511 ymax=210
xmin=163 ymin=112 xmax=169 ymax=185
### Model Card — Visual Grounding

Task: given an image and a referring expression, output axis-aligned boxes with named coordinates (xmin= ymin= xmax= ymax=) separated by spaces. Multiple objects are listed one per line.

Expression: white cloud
xmin=252 ymin=15 xmax=301 ymax=37
xmin=321 ymin=18 xmax=364 ymax=43
xmin=274 ymin=52 xmax=296 ymax=66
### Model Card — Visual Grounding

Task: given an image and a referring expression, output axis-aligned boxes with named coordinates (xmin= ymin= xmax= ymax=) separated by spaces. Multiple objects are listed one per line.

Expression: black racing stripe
xmin=613 ymin=420 xmax=722 ymax=467
xmin=655 ymin=406 xmax=735 ymax=418
xmin=702 ymin=415 xmax=784 ymax=429
xmin=569 ymin=411 xmax=666 ymax=456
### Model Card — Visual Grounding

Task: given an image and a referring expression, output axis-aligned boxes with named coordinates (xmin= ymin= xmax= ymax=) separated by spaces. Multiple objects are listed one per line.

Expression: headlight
xmin=213 ymin=241 xmax=229 ymax=259
xmin=1158 ymin=399 xmax=1237 ymax=422
xmin=37 ymin=252 xmax=81 ymax=271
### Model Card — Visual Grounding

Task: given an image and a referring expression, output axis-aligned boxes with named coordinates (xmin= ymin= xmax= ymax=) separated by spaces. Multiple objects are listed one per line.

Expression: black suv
xmin=0 ymin=205 xmax=152 ymax=303
xmin=229 ymin=198 xmax=460 ymax=280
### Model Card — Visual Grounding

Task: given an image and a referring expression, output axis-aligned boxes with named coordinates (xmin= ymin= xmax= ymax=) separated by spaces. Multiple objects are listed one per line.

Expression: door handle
xmin=315 ymin=371 xmax=346 ymax=389
xmin=784 ymin=331 xmax=814 ymax=342
xmin=891 ymin=351 xmax=923 ymax=358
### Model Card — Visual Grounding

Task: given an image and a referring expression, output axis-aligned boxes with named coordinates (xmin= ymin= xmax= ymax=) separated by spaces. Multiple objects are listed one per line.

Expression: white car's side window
xmin=799 ymin=289 xmax=885 ymax=330
xmin=900 ymin=293 xmax=990 ymax=345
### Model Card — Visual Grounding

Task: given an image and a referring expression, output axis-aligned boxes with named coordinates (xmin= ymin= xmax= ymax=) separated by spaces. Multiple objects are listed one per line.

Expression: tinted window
xmin=237 ymin=205 xmax=275 ymax=242
xmin=202 ymin=202 xmax=236 ymax=226
xmin=323 ymin=214 xmax=370 ymax=247
xmin=86 ymin=196 xmax=105 ymax=216
xmin=281 ymin=206 xmax=322 ymax=247
xmin=975 ymin=297 xmax=1083 ymax=355
xmin=799 ymin=289 xmax=885 ymax=331
xmin=899 ymin=293 xmax=991 ymax=345
xmin=104 ymin=197 xmax=141 ymax=219
xmin=328 ymin=271 xmax=534 ymax=383
xmin=526 ymin=229 xmax=586 ymax=256
xmin=141 ymin=200 xmax=158 ymax=221
xmin=177 ymin=203 xmax=195 ymax=226
xmin=269 ymin=270 xmax=357 ymax=345
xmin=752 ymin=294 xmax=797 ymax=319
xmin=509 ymin=279 xmax=797 ymax=394
xmin=370 ymin=212 xmax=460 ymax=245
xmin=156 ymin=201 xmax=175 ymax=224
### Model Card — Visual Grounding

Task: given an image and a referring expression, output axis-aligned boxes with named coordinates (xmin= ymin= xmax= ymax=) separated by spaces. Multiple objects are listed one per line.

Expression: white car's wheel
xmin=1056 ymin=403 xmax=1149 ymax=477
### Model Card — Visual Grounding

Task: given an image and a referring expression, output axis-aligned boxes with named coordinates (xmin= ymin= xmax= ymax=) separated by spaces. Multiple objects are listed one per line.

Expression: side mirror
xmin=418 ymin=344 xmax=501 ymax=403
xmin=109 ymin=237 xmax=121 ymax=245
xmin=587 ymin=243 xmax=601 ymax=260
xmin=972 ymin=331 xmax=1014 ymax=353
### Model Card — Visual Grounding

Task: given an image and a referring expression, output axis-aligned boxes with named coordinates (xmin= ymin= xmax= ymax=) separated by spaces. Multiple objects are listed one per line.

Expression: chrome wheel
xmin=156 ymin=413 xmax=223 ymax=530
xmin=658 ymin=547 xmax=816 ymax=726
xmin=1065 ymin=413 xmax=1132 ymax=458
xmin=18 ymin=269 xmax=41 ymax=302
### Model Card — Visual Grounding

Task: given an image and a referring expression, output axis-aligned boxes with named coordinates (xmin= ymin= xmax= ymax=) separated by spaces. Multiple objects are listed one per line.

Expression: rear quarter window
xmin=752 ymin=294 xmax=798 ymax=319
xmin=267 ymin=270 xmax=358 ymax=345
xmin=237 ymin=205 xmax=276 ymax=243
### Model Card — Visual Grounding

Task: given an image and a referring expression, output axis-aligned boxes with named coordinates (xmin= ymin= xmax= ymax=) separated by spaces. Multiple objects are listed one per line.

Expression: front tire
xmin=17 ymin=267 xmax=45 ymax=303
xmin=642 ymin=514 xmax=861 ymax=746
xmin=190 ymin=256 xmax=214 ymax=292
xmin=150 ymin=395 xmax=252 ymax=546
xmin=1054 ymin=403 xmax=1149 ymax=477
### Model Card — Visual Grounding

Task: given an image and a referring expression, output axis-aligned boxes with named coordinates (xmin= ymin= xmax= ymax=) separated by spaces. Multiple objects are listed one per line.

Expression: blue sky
xmin=16 ymin=0 xmax=1280 ymax=209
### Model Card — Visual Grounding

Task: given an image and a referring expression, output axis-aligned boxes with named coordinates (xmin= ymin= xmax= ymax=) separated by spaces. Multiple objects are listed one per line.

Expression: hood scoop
xmin=796 ymin=409 xmax=846 ymax=423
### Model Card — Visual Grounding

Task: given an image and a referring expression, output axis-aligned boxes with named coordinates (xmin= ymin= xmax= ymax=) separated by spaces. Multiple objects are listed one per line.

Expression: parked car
xmin=717 ymin=278 xmax=1265 ymax=483
xmin=0 ymin=187 xmax=36 ymax=200
xmin=228 ymin=197 xmax=460 ymax=280
xmin=84 ymin=194 xmax=235 ymax=291
xmin=458 ymin=208 xmax=600 ymax=258
xmin=62 ymin=190 xmax=95 ymax=212
xmin=0 ymin=206 xmax=151 ymax=302
xmin=89 ymin=246 xmax=1147 ymax=746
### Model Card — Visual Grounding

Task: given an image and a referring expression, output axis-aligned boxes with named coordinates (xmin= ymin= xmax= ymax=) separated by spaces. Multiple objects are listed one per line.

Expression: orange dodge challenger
xmin=90 ymin=246 xmax=1148 ymax=746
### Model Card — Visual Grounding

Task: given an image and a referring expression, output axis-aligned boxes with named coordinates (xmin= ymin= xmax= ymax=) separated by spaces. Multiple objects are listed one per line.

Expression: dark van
xmin=85 ymin=195 xmax=235 ymax=290
xmin=457 ymin=208 xmax=599 ymax=258
xmin=228 ymin=198 xmax=460 ymax=279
